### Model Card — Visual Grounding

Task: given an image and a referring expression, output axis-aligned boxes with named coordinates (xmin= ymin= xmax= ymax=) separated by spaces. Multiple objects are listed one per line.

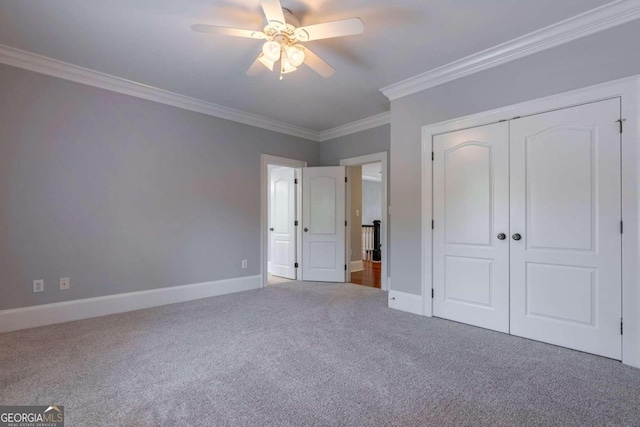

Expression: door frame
xmin=341 ymin=152 xmax=389 ymax=291
xmin=261 ymin=154 xmax=307 ymax=288
xmin=421 ymin=75 xmax=640 ymax=368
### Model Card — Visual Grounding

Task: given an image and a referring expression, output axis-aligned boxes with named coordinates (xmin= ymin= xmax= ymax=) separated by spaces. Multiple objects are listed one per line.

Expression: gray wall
xmin=320 ymin=124 xmax=391 ymax=271
xmin=390 ymin=19 xmax=640 ymax=295
xmin=319 ymin=125 xmax=390 ymax=166
xmin=349 ymin=166 xmax=362 ymax=262
xmin=0 ymin=64 xmax=319 ymax=310
xmin=362 ymin=180 xmax=382 ymax=225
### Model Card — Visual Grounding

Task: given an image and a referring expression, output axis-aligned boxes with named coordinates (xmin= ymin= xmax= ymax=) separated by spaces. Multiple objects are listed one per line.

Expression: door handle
xmin=497 ymin=233 xmax=506 ymax=240
xmin=269 ymin=228 xmax=274 ymax=232
xmin=304 ymin=228 xmax=309 ymax=232
xmin=512 ymin=233 xmax=522 ymax=241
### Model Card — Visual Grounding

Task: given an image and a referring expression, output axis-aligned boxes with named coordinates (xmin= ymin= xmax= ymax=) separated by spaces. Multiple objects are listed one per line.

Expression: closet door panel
xmin=509 ymin=98 xmax=622 ymax=360
xmin=433 ymin=122 xmax=510 ymax=333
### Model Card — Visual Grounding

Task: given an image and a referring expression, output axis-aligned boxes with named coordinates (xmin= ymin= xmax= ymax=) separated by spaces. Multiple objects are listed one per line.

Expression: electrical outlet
xmin=33 ymin=279 xmax=44 ymax=293
xmin=242 ymin=260 xmax=248 ymax=269
xmin=60 ymin=277 xmax=70 ymax=290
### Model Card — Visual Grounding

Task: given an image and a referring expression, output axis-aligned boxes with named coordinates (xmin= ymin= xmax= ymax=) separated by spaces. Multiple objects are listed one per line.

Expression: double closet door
xmin=432 ymin=98 xmax=622 ymax=360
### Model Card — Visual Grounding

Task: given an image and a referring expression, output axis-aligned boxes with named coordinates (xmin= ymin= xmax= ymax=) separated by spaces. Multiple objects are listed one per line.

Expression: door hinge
xmin=431 ymin=152 xmax=434 ymax=161
xmin=432 ymin=220 xmax=434 ymax=230
xmin=431 ymin=289 xmax=434 ymax=299
xmin=621 ymin=221 xmax=624 ymax=234
xmin=617 ymin=118 xmax=626 ymax=134
xmin=345 ymin=264 xmax=347 ymax=271
xmin=345 ymin=176 xmax=348 ymax=183
xmin=345 ymin=220 xmax=348 ymax=227
xmin=621 ymin=318 xmax=624 ymax=335
xmin=295 ymin=262 xmax=299 ymax=269
xmin=294 ymin=178 xmax=298 ymax=184
xmin=295 ymin=220 xmax=299 ymax=226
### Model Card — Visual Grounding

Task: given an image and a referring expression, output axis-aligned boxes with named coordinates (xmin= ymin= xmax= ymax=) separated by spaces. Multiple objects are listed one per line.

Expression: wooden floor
xmin=350 ymin=260 xmax=381 ymax=289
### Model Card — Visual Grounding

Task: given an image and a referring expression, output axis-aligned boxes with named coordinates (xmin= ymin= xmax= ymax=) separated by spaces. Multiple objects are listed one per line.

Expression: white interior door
xmin=302 ymin=167 xmax=346 ymax=282
xmin=510 ymin=99 xmax=622 ymax=359
xmin=269 ymin=167 xmax=297 ymax=280
xmin=433 ymin=122 xmax=511 ymax=333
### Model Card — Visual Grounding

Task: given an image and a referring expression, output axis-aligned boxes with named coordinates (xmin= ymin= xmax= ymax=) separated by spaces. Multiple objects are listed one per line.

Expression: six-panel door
xmin=509 ymin=99 xmax=622 ymax=360
xmin=433 ymin=122 xmax=510 ymax=333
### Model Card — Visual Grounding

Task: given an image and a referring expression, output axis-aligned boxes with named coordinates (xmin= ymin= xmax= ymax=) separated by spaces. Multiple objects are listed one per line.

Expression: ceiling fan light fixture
xmin=258 ymin=54 xmax=275 ymax=71
xmin=281 ymin=56 xmax=298 ymax=74
xmin=262 ymin=41 xmax=281 ymax=62
xmin=191 ymin=0 xmax=363 ymax=79
xmin=286 ymin=45 xmax=306 ymax=67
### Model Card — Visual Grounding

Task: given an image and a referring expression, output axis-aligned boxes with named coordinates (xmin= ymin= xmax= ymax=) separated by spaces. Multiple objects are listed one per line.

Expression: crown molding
xmin=0 ymin=44 xmax=321 ymax=141
xmin=0 ymin=42 xmax=388 ymax=143
xmin=318 ymin=112 xmax=390 ymax=142
xmin=381 ymin=0 xmax=640 ymax=101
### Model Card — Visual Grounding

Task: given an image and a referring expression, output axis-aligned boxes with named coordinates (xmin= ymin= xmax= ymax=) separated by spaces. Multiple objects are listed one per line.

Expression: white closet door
xmin=433 ymin=122 xmax=510 ymax=333
xmin=302 ymin=167 xmax=346 ymax=282
xmin=269 ymin=167 xmax=297 ymax=280
xmin=510 ymin=99 xmax=622 ymax=360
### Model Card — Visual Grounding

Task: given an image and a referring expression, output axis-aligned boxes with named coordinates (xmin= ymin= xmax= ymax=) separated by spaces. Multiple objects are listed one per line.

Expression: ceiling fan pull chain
xmin=280 ymin=42 xmax=285 ymax=80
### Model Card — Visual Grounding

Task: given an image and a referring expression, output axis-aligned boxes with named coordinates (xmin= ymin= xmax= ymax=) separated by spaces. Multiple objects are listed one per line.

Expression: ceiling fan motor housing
xmin=263 ymin=8 xmax=307 ymax=42
xmin=282 ymin=9 xmax=300 ymax=28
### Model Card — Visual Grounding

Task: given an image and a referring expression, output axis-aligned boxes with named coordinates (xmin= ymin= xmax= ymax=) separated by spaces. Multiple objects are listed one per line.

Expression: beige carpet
xmin=1 ymin=282 xmax=640 ymax=426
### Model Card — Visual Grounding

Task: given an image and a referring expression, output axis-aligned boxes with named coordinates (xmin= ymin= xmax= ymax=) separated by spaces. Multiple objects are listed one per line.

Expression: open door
xmin=269 ymin=167 xmax=297 ymax=280
xmin=302 ymin=167 xmax=346 ymax=282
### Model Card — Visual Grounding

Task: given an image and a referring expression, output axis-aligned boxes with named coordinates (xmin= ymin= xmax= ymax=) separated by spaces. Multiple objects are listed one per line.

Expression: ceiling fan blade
xmin=261 ymin=0 xmax=286 ymax=26
xmin=295 ymin=18 xmax=364 ymax=42
xmin=303 ymin=48 xmax=335 ymax=78
xmin=247 ymin=55 xmax=266 ymax=76
xmin=191 ymin=24 xmax=266 ymax=39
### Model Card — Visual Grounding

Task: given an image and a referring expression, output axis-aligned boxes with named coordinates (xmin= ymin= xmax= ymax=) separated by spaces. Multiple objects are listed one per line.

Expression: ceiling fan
xmin=191 ymin=0 xmax=364 ymax=79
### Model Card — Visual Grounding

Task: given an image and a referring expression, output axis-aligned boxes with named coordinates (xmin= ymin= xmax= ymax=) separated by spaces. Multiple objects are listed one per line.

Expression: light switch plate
xmin=60 ymin=277 xmax=70 ymax=290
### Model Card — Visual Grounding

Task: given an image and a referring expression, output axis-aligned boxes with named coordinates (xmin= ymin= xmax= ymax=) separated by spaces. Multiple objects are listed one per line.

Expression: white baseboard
xmin=350 ymin=260 xmax=363 ymax=272
xmin=0 ymin=275 xmax=262 ymax=334
xmin=388 ymin=290 xmax=424 ymax=316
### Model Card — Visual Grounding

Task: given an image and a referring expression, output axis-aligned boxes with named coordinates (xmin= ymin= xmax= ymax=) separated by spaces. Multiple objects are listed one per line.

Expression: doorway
xmin=341 ymin=152 xmax=388 ymax=291
xmin=347 ymin=163 xmax=383 ymax=289
xmin=261 ymin=155 xmax=348 ymax=286
xmin=268 ymin=165 xmax=298 ymax=285
xmin=261 ymin=155 xmax=306 ymax=287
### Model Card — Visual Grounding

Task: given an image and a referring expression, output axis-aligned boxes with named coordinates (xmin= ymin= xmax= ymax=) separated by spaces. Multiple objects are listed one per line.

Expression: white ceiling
xmin=362 ymin=162 xmax=382 ymax=181
xmin=0 ymin=0 xmax=612 ymax=132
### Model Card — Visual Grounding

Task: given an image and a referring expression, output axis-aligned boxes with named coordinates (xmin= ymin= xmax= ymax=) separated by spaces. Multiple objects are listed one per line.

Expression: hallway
xmin=350 ymin=260 xmax=381 ymax=289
